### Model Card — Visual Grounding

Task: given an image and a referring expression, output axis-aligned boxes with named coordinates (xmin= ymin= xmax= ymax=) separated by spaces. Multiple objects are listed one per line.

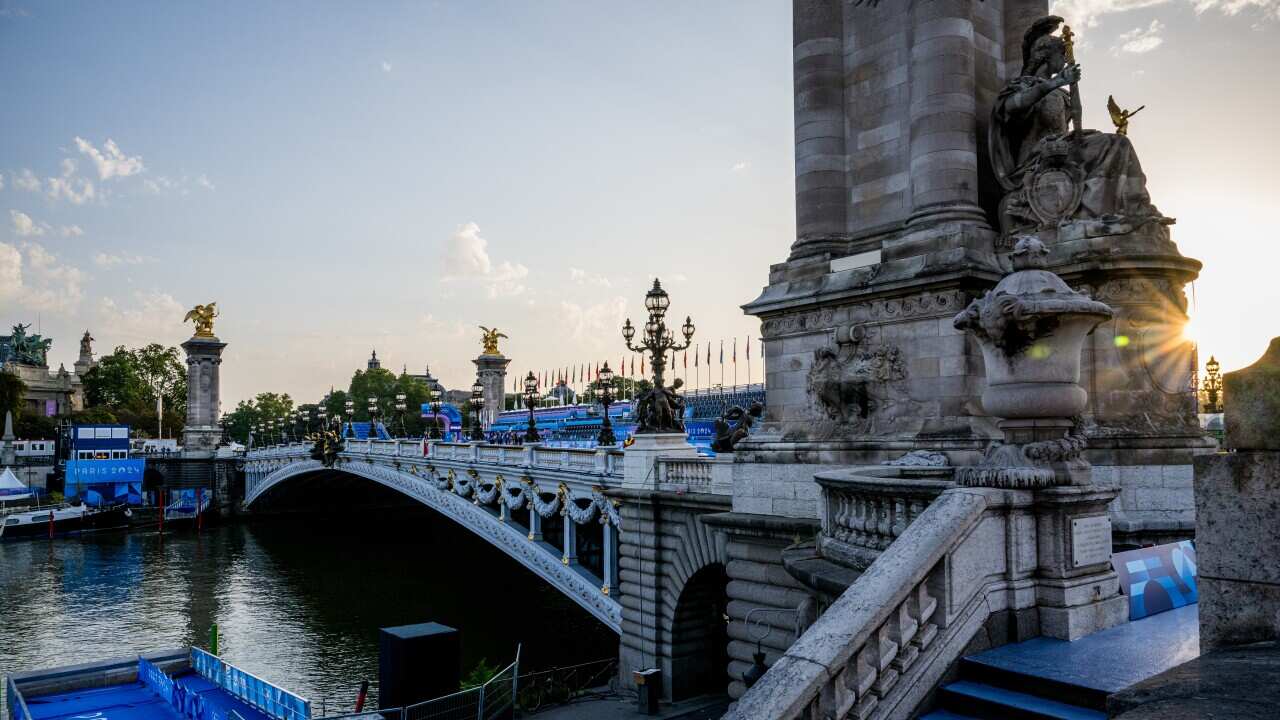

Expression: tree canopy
xmin=81 ymin=344 xmax=186 ymax=438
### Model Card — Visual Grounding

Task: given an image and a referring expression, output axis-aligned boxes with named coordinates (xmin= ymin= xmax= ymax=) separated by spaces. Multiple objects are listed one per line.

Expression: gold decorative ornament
xmin=183 ymin=302 xmax=219 ymax=338
xmin=1107 ymin=95 xmax=1145 ymax=136
xmin=479 ymin=326 xmax=509 ymax=356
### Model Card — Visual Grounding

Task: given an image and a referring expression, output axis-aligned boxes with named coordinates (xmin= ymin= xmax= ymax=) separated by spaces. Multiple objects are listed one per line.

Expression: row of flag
xmin=514 ymin=338 xmax=764 ymax=393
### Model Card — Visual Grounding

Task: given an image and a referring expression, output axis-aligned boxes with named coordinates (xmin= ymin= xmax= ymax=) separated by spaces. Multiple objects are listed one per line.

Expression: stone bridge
xmin=243 ymin=437 xmax=739 ymax=701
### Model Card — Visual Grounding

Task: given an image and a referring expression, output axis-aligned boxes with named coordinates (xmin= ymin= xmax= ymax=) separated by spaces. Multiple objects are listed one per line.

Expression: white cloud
xmin=196 ymin=174 xmax=215 ymax=190
xmin=46 ymin=162 xmax=96 ymax=205
xmin=59 ymin=225 xmax=83 ymax=237
xmin=0 ymin=173 xmax=4 ymax=191
xmin=381 ymin=60 xmax=393 ymax=73
xmin=10 ymin=210 xmax=43 ymax=236
xmin=74 ymin=137 xmax=144 ymax=180
xmin=558 ymin=297 xmax=628 ymax=343
xmin=95 ymin=291 xmax=188 ymax=342
xmin=0 ymin=241 xmax=84 ymax=313
xmin=1114 ymin=19 xmax=1166 ymax=53
xmin=731 ymin=161 xmax=750 ymax=172
xmin=93 ymin=252 xmax=153 ymax=268
xmin=569 ymin=267 xmax=613 ymax=288
xmin=1052 ymin=0 xmax=1280 ymax=28
xmin=14 ymin=169 xmax=40 ymax=192
xmin=443 ymin=222 xmax=530 ymax=298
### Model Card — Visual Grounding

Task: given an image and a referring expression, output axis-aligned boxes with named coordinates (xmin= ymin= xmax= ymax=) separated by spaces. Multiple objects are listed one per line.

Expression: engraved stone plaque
xmin=1071 ymin=515 xmax=1113 ymax=568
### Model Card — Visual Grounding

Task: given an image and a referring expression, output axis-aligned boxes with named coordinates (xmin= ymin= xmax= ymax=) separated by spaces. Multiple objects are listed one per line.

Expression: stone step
xmin=958 ymin=656 xmax=1110 ymax=711
xmin=938 ymin=680 xmax=1106 ymax=720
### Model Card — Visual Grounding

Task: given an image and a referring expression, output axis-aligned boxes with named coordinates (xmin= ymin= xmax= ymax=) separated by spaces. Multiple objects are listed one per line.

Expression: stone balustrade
xmin=727 ymin=485 xmax=1000 ymax=720
xmin=816 ymin=468 xmax=953 ymax=572
xmin=654 ymin=455 xmax=733 ymax=495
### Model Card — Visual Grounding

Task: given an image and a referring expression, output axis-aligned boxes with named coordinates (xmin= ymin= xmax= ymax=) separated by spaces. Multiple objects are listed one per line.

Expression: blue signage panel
xmin=65 ymin=459 xmax=146 ymax=506
xmin=1112 ymin=540 xmax=1198 ymax=621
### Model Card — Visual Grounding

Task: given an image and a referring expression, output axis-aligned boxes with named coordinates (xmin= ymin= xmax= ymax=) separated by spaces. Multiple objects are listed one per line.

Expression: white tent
xmin=0 ymin=467 xmax=34 ymax=504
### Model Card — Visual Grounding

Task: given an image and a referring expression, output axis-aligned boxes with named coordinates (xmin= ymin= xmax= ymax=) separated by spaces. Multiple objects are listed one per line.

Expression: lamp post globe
xmin=596 ymin=361 xmax=617 ymax=446
xmin=470 ymin=379 xmax=486 ymax=442
xmin=522 ymin=371 xmax=541 ymax=443
xmin=394 ymin=392 xmax=407 ymax=438
xmin=622 ymin=278 xmax=695 ymax=433
xmin=428 ymin=387 xmax=443 ymax=440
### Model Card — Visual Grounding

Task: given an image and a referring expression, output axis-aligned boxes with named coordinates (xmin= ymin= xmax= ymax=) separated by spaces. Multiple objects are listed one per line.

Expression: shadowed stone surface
xmin=1108 ymin=641 xmax=1280 ymax=719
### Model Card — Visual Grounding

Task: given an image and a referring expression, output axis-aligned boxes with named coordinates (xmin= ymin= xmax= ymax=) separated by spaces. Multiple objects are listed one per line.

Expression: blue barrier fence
xmin=139 ymin=656 xmax=209 ymax=720
xmin=6 ymin=677 xmax=32 ymax=720
xmin=191 ymin=648 xmax=311 ymax=720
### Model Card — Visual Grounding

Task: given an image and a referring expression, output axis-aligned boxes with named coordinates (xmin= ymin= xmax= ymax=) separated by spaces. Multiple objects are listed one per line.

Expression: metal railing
xmin=515 ymin=658 xmax=618 ymax=714
xmin=322 ymin=654 xmax=518 ymax=720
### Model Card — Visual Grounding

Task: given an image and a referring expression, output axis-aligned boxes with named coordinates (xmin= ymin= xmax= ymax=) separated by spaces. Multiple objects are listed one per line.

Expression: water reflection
xmin=0 ymin=511 xmax=616 ymax=716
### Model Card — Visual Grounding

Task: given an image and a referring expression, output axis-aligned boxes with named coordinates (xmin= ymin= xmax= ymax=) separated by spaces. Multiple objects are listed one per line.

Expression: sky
xmin=1 ymin=0 xmax=1277 ymax=408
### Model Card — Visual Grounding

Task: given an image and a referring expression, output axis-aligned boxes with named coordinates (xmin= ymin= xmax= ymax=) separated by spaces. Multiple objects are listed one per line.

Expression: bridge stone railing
xmin=816 ymin=469 xmax=953 ymax=572
xmin=654 ymin=455 xmax=733 ymax=494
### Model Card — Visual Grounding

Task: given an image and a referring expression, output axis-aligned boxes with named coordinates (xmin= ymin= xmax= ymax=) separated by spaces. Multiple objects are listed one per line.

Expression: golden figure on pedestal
xmin=479 ymin=326 xmax=508 ymax=356
xmin=184 ymin=302 xmax=219 ymax=338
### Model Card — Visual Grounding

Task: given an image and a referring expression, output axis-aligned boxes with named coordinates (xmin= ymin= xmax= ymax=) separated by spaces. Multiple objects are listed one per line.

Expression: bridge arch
xmin=244 ymin=456 xmax=622 ymax=633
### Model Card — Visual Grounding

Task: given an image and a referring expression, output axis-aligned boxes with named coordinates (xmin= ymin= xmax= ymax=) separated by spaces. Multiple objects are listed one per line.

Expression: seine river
xmin=0 ymin=512 xmax=617 ymax=716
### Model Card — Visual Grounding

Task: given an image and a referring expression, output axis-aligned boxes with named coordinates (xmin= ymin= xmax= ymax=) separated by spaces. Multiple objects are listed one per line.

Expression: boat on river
xmin=0 ymin=503 xmax=132 ymax=540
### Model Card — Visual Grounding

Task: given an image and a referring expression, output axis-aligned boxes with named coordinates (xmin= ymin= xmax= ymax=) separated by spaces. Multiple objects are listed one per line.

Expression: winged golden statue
xmin=1107 ymin=95 xmax=1144 ymax=136
xmin=184 ymin=302 xmax=219 ymax=338
xmin=479 ymin=326 xmax=508 ymax=356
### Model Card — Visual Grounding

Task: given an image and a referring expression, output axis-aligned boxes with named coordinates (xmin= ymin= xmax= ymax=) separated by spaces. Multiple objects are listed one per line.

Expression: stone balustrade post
xmin=563 ymin=519 xmax=578 ymax=566
xmin=602 ymin=521 xmax=617 ymax=595
xmin=527 ymin=509 xmax=543 ymax=542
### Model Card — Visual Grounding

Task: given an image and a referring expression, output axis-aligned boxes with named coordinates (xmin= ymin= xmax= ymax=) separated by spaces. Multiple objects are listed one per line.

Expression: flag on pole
xmin=683 ymin=349 xmax=687 ymax=368
xmin=641 ymin=356 xmax=645 ymax=376
xmin=707 ymin=341 xmax=711 ymax=366
xmin=733 ymin=338 xmax=737 ymax=364
xmin=719 ymin=340 xmax=724 ymax=365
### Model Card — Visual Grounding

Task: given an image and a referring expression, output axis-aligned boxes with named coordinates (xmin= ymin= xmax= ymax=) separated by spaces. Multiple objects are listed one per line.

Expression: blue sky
xmin=2 ymin=0 xmax=1277 ymax=407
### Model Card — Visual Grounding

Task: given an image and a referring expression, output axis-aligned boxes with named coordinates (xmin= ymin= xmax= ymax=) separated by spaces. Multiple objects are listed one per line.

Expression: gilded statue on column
xmin=184 ymin=303 xmax=219 ymax=338
xmin=479 ymin=326 xmax=508 ymax=356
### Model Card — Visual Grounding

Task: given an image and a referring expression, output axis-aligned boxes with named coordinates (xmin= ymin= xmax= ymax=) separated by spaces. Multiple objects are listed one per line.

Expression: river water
xmin=0 ymin=512 xmax=617 ymax=716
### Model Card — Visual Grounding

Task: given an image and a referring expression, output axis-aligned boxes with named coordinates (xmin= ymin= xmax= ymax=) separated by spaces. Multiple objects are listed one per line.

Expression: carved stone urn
xmin=953 ymin=237 xmax=1114 ymax=486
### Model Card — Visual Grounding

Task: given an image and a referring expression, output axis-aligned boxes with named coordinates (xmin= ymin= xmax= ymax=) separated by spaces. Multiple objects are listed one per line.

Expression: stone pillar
xmin=789 ymin=0 xmax=847 ymax=259
xmin=1 ymin=410 xmax=15 ymax=467
xmin=472 ymin=353 xmax=511 ymax=429
xmin=181 ymin=335 xmax=227 ymax=457
xmin=1195 ymin=338 xmax=1280 ymax=651
xmin=562 ymin=519 xmax=578 ymax=566
xmin=602 ymin=522 xmax=617 ymax=595
xmin=526 ymin=509 xmax=542 ymax=542
xmin=905 ymin=0 xmax=987 ymax=228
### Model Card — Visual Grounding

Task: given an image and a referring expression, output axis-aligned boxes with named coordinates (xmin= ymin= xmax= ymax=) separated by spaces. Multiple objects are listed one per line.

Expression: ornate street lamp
xmin=344 ymin=399 xmax=355 ymax=438
xmin=523 ymin=371 xmax=541 ymax=443
xmin=622 ymin=278 xmax=696 ymax=433
xmin=596 ymin=362 xmax=618 ymax=446
xmin=470 ymin=379 xmax=486 ymax=441
xmin=1203 ymin=355 xmax=1223 ymax=414
xmin=281 ymin=415 xmax=292 ymax=444
xmin=367 ymin=396 xmax=380 ymax=439
xmin=428 ymin=387 xmax=443 ymax=440
xmin=316 ymin=408 xmax=328 ymax=436
xmin=394 ymin=393 xmax=408 ymax=438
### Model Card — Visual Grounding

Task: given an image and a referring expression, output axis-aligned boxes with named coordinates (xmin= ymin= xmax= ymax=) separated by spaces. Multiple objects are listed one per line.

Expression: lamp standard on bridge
xmin=595 ymin=362 xmax=618 ymax=446
xmin=428 ymin=388 xmax=444 ymax=440
xmin=344 ymin=399 xmax=354 ymax=438
xmin=470 ymin=379 xmax=486 ymax=441
xmin=367 ymin=396 xmax=380 ymax=439
xmin=622 ymin=278 xmax=696 ymax=433
xmin=317 ymin=408 xmax=328 ymax=436
xmin=523 ymin=371 xmax=541 ymax=443
xmin=394 ymin=393 xmax=407 ymax=438
xmin=281 ymin=415 xmax=292 ymax=444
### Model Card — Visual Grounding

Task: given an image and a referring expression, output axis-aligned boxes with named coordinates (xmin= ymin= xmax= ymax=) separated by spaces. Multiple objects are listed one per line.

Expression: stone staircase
xmin=921 ymin=656 xmax=1106 ymax=719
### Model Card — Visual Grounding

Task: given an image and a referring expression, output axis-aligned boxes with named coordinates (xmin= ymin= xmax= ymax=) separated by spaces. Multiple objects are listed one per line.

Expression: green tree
xmin=82 ymin=344 xmax=186 ymax=438
xmin=345 ymin=368 xmax=434 ymax=437
xmin=222 ymin=392 xmax=295 ymax=444
xmin=0 ymin=370 xmax=25 ymax=422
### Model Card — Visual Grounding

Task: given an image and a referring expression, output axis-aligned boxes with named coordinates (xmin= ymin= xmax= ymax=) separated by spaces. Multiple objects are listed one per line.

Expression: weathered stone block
xmin=1223 ymin=338 xmax=1280 ymax=450
xmin=1195 ymin=451 xmax=1280 ymax=651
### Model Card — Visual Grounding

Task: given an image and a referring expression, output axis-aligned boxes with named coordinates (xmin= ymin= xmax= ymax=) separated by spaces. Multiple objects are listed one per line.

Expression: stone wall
xmin=613 ymin=489 xmax=731 ymax=701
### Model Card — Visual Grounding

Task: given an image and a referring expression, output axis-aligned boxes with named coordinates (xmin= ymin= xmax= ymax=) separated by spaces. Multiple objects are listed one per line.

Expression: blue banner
xmin=66 ymin=459 xmax=145 ymax=506
xmin=1112 ymin=540 xmax=1198 ymax=620
xmin=191 ymin=648 xmax=310 ymax=720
